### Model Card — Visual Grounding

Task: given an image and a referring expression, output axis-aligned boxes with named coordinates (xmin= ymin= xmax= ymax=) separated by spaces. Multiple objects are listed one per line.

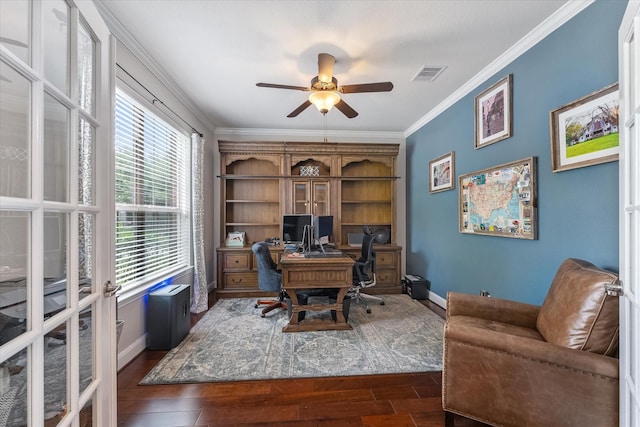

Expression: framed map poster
xmin=459 ymin=157 xmax=537 ymax=239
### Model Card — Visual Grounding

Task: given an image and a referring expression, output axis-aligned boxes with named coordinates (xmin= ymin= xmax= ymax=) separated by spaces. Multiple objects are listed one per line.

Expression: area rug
xmin=140 ymin=294 xmax=444 ymax=385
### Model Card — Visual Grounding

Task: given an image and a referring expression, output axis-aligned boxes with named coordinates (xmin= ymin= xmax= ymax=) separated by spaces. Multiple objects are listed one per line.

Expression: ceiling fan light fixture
xmin=309 ymin=91 xmax=340 ymax=114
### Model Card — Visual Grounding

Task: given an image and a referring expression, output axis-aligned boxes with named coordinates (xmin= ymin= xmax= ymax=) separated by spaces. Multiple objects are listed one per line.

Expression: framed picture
xmin=475 ymin=74 xmax=513 ymax=149
xmin=429 ymin=151 xmax=455 ymax=193
xmin=550 ymin=83 xmax=619 ymax=172
xmin=459 ymin=157 xmax=537 ymax=240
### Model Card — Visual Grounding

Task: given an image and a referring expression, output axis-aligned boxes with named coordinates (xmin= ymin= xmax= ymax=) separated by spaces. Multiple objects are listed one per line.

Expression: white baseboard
xmin=117 ymin=334 xmax=147 ymax=371
xmin=428 ymin=291 xmax=446 ymax=309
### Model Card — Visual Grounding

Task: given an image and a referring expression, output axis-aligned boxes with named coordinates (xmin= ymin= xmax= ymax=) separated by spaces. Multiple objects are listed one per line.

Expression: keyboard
xmin=304 ymin=250 xmax=343 ymax=258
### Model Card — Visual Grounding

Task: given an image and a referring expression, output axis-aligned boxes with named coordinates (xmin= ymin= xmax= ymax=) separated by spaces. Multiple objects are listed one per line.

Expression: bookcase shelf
xmin=216 ymin=141 xmax=402 ymax=297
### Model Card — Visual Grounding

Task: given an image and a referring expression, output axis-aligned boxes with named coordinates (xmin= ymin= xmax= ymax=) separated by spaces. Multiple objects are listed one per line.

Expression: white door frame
xmin=618 ymin=1 xmax=640 ymax=425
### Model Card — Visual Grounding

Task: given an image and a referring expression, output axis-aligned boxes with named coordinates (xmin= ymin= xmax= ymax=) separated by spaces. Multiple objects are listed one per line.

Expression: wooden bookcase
xmin=216 ymin=141 xmax=401 ymax=297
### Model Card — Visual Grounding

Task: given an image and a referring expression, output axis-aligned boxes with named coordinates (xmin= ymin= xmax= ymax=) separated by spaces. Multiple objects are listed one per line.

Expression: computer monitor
xmin=313 ymin=215 xmax=333 ymax=245
xmin=282 ymin=214 xmax=312 ymax=244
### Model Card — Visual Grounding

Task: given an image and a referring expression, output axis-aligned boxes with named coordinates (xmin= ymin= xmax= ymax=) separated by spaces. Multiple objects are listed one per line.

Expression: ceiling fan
xmin=256 ymin=53 xmax=393 ymax=119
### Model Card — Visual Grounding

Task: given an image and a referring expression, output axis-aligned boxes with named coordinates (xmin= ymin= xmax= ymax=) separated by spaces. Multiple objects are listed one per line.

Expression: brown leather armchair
xmin=442 ymin=258 xmax=620 ymax=427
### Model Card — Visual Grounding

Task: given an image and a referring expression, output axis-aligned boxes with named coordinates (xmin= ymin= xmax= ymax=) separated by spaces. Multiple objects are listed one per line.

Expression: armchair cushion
xmin=536 ymin=258 xmax=619 ymax=356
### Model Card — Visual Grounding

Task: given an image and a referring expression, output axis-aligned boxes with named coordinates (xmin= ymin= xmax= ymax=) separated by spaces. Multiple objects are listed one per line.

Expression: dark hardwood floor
xmin=117 ymin=298 xmax=488 ymax=427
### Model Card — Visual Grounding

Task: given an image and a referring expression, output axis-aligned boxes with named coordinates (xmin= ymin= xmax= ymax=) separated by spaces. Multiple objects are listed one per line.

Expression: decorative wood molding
xmin=342 ymin=156 xmax=394 ymax=170
xmin=290 ymin=156 xmax=332 ymax=169
xmin=223 ymin=153 xmax=280 ymax=168
xmin=219 ymin=140 xmax=399 ymax=156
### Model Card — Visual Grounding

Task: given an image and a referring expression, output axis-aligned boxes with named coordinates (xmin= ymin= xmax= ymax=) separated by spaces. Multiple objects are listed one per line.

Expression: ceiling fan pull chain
xmin=323 ymin=114 xmax=328 ymax=143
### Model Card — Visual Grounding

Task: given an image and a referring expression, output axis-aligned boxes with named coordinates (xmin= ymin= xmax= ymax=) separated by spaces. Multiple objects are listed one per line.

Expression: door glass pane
xmin=78 ymin=119 xmax=95 ymax=205
xmin=80 ymin=395 xmax=94 ymax=427
xmin=78 ymin=212 xmax=94 ymax=301
xmin=77 ymin=22 xmax=95 ymax=114
xmin=43 ymin=93 xmax=69 ymax=202
xmin=630 ymin=120 xmax=636 ymax=206
xmin=629 ymin=33 xmax=635 ymax=109
xmin=294 ymin=183 xmax=308 ymax=214
xmin=43 ymin=0 xmax=69 ymax=94
xmin=44 ymin=212 xmax=67 ymax=319
xmin=0 ymin=211 xmax=30 ymax=345
xmin=313 ymin=182 xmax=328 ymax=216
xmin=44 ymin=319 xmax=68 ymax=426
xmin=79 ymin=305 xmax=94 ymax=395
xmin=0 ymin=60 xmax=31 ymax=198
xmin=0 ymin=0 xmax=30 ymax=64
xmin=0 ymin=347 xmax=29 ymax=426
xmin=630 ymin=303 xmax=637 ymax=386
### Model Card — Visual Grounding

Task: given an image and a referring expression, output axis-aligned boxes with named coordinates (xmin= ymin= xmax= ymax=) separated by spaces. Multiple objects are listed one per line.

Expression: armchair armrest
xmin=445 ymin=318 xmax=618 ymax=378
xmin=446 ymin=291 xmax=539 ymax=329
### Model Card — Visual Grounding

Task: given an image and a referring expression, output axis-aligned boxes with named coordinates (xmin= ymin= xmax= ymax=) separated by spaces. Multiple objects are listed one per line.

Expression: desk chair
xmin=252 ymin=242 xmax=339 ymax=320
xmin=350 ymin=227 xmax=389 ymax=314
xmin=251 ymin=242 xmax=286 ymax=317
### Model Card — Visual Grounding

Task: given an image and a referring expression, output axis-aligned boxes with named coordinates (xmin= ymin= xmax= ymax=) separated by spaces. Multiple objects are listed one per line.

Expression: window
xmin=114 ymin=89 xmax=191 ymax=290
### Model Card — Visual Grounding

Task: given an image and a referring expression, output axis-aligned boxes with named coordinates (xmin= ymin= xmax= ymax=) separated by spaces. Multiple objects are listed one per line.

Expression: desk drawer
xmin=376 ymin=252 xmax=396 ymax=268
xmin=224 ymin=253 xmax=251 ymax=270
xmin=376 ymin=269 xmax=396 ymax=285
xmin=223 ymin=272 xmax=257 ymax=289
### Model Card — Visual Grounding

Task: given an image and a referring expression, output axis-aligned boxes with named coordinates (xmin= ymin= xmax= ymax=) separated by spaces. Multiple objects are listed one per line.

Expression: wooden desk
xmin=279 ymin=253 xmax=354 ymax=332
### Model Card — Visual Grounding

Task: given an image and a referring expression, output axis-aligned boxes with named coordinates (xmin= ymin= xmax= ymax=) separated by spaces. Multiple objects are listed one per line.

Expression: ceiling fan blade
xmin=256 ymin=82 xmax=310 ymax=91
xmin=334 ymin=99 xmax=358 ymax=119
xmin=287 ymin=100 xmax=312 ymax=118
xmin=317 ymin=53 xmax=335 ymax=83
xmin=340 ymin=82 xmax=394 ymax=94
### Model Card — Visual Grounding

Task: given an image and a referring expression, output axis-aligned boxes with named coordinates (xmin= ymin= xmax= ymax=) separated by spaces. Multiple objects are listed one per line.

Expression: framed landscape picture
xmin=475 ymin=74 xmax=513 ymax=149
xmin=429 ymin=151 xmax=455 ymax=194
xmin=550 ymin=83 xmax=619 ymax=172
xmin=459 ymin=157 xmax=537 ymax=240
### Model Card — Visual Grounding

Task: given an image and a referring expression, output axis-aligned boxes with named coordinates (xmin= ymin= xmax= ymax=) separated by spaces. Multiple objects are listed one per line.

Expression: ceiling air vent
xmin=411 ymin=65 xmax=447 ymax=82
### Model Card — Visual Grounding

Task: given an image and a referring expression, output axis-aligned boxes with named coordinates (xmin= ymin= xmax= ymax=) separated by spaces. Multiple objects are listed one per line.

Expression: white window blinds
xmin=114 ymin=89 xmax=191 ymax=289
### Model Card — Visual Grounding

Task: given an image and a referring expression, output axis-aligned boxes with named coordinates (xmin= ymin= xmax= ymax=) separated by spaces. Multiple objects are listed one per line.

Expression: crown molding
xmin=94 ymin=0 xmax=217 ymax=135
xmin=214 ymin=127 xmax=405 ymax=143
xmin=404 ymin=0 xmax=595 ymax=137
xmin=95 ymin=0 xmax=591 ymax=141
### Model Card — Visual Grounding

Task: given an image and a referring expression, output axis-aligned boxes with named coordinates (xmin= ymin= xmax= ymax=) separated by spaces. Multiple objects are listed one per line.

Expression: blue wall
xmin=405 ymin=0 xmax=626 ymax=306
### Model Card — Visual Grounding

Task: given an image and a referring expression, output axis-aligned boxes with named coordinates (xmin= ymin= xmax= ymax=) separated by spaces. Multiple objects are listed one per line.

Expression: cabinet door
xmin=293 ymin=180 xmax=330 ymax=216
xmin=312 ymin=181 xmax=329 ymax=216
xmin=293 ymin=181 xmax=311 ymax=214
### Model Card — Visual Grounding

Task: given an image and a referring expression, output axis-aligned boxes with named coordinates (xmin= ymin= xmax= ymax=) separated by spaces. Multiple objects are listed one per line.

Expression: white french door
xmin=619 ymin=1 xmax=640 ymax=426
xmin=0 ymin=0 xmax=116 ymax=426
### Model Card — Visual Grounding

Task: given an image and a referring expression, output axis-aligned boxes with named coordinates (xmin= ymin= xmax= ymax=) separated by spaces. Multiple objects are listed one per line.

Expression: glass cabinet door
xmin=292 ymin=181 xmax=329 ymax=215
xmin=293 ymin=182 xmax=310 ymax=214
xmin=312 ymin=181 xmax=329 ymax=216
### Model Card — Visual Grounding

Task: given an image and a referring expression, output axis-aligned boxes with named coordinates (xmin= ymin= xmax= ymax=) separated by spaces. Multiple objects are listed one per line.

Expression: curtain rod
xmin=116 ymin=63 xmax=203 ymax=137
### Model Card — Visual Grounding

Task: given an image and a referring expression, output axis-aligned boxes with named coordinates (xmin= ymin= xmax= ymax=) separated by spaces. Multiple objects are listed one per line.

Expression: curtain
xmin=191 ymin=132 xmax=208 ymax=313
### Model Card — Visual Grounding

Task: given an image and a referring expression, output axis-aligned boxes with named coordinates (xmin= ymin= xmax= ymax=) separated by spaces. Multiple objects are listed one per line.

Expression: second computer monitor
xmin=313 ymin=215 xmax=333 ymax=245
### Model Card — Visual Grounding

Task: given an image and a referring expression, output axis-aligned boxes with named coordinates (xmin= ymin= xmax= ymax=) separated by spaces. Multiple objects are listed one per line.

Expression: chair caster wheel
xmin=254 ymin=304 xmax=259 ymax=308
xmin=366 ymin=308 xmax=372 ymax=314
xmin=261 ymin=313 xmax=266 ymax=318
xmin=380 ymin=301 xmax=385 ymax=305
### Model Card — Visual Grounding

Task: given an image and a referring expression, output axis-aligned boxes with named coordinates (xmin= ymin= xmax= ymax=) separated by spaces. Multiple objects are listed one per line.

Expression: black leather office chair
xmin=350 ymin=226 xmax=389 ymax=313
xmin=252 ymin=242 xmax=287 ymax=317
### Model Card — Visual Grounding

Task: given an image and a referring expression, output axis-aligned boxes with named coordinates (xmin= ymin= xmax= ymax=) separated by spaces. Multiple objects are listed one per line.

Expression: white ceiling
xmin=97 ymin=0 xmax=578 ymax=136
